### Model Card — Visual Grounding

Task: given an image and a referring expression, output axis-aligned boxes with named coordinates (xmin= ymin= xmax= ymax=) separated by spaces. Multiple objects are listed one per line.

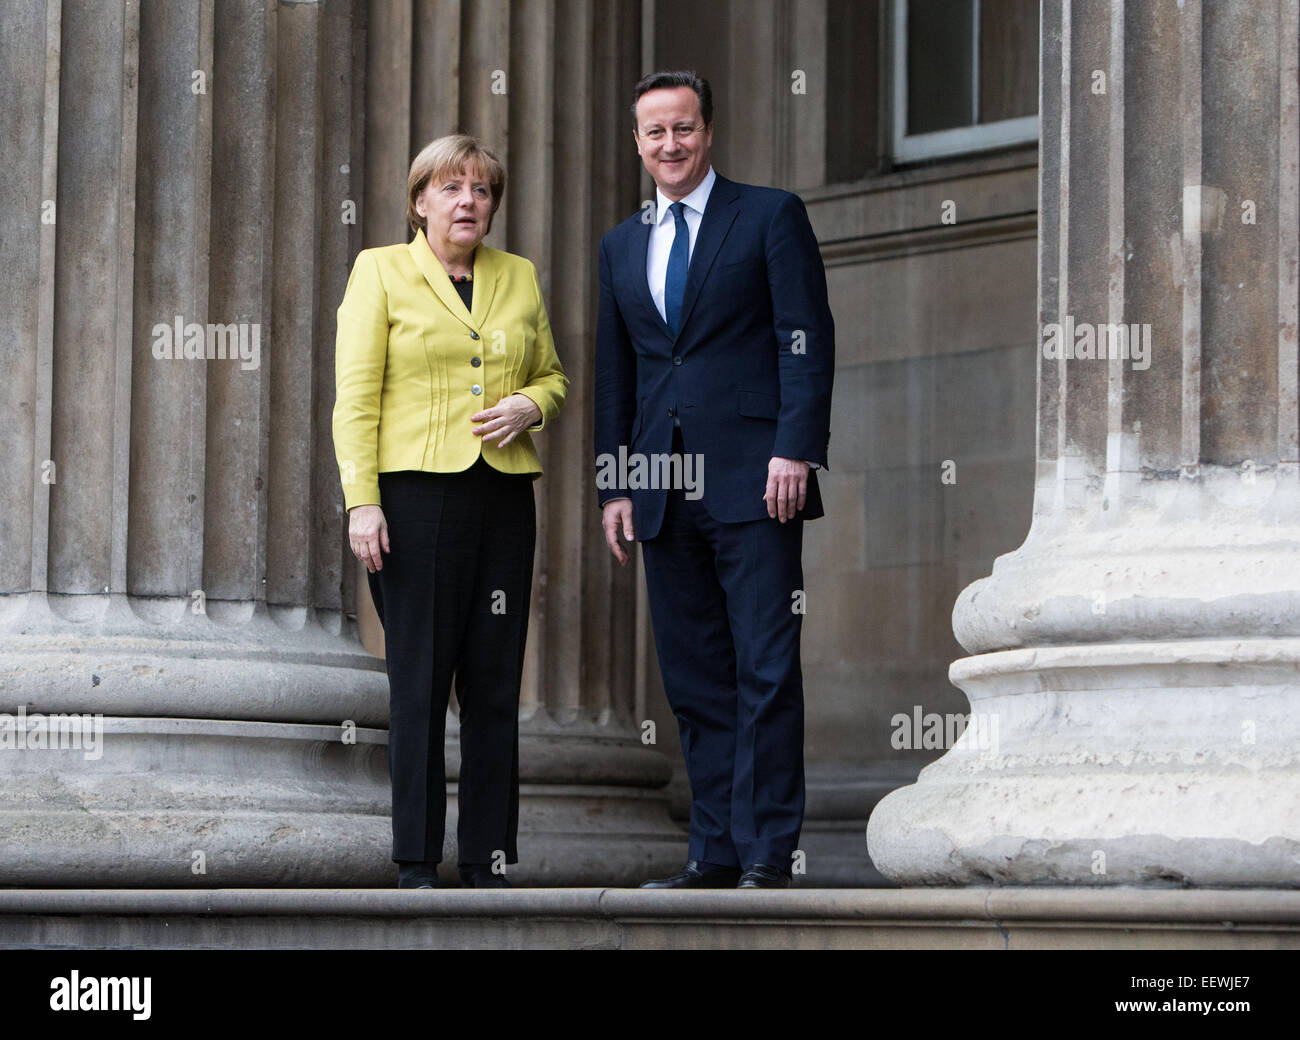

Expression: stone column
xmin=868 ymin=0 xmax=1300 ymax=885
xmin=0 ymin=0 xmax=393 ymax=885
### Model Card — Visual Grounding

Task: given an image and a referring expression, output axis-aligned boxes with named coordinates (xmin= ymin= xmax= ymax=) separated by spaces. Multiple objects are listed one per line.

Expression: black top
xmin=451 ymin=276 xmax=472 ymax=311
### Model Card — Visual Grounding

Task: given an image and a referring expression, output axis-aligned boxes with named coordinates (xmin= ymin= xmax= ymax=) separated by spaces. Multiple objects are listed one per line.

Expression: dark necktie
xmin=664 ymin=201 xmax=688 ymax=334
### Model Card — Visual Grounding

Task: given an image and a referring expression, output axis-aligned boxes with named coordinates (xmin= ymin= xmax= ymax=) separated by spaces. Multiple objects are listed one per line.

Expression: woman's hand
xmin=349 ymin=504 xmax=390 ymax=573
xmin=471 ymin=393 xmax=543 ymax=448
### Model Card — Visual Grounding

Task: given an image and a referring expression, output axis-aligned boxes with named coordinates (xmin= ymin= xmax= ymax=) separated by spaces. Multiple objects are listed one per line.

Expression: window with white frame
xmin=892 ymin=0 xmax=1040 ymax=163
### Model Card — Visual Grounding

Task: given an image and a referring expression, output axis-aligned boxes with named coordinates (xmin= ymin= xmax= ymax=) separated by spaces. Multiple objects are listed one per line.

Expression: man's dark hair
xmin=631 ymin=70 xmax=713 ymax=128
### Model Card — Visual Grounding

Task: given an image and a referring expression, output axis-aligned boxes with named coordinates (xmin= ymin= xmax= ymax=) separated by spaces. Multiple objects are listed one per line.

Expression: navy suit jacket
xmin=594 ymin=173 xmax=834 ymax=540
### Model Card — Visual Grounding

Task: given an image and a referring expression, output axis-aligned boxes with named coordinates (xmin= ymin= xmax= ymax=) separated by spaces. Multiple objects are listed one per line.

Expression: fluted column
xmin=868 ymin=0 xmax=1300 ymax=885
xmin=0 ymin=0 xmax=390 ymax=885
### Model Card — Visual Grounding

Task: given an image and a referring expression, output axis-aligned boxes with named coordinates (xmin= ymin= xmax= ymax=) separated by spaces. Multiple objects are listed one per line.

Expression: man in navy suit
xmin=594 ymin=70 xmax=834 ymax=888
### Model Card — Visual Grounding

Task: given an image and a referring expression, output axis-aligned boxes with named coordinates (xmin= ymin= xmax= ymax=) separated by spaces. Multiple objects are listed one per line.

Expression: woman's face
xmin=416 ymin=164 xmax=493 ymax=256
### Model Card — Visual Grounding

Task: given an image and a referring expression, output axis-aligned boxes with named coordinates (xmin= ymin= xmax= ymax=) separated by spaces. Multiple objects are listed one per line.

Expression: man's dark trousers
xmin=640 ymin=430 xmax=806 ymax=868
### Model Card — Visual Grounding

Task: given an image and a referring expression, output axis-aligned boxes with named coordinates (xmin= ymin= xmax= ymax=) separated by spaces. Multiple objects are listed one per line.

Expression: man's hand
xmin=472 ymin=393 xmax=543 ymax=447
xmin=601 ymin=498 xmax=635 ymax=565
xmin=349 ymin=504 xmax=390 ymax=573
xmin=764 ymin=457 xmax=809 ymax=523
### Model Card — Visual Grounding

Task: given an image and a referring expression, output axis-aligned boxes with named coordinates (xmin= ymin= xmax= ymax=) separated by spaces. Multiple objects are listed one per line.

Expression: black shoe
xmin=737 ymin=864 xmax=791 ymax=888
xmin=639 ymin=860 xmax=741 ymax=889
xmin=458 ymin=863 xmax=513 ymax=888
xmin=397 ymin=862 xmax=439 ymax=889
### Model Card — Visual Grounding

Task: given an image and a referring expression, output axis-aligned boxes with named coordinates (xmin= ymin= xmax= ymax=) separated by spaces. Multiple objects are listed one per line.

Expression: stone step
xmin=2 ymin=888 xmax=1297 ymax=950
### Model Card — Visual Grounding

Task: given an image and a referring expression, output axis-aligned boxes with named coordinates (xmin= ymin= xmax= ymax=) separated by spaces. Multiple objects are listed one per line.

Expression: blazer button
xmin=471 ymin=384 xmax=483 ymax=395
xmin=471 ymin=356 xmax=482 ymax=367
xmin=672 ymin=356 xmax=682 ymax=366
xmin=470 ymin=330 xmax=480 ymax=340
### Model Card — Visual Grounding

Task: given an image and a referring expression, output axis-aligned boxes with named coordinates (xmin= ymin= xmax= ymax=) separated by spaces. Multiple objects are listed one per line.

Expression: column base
xmin=0 ymin=596 xmax=685 ymax=886
xmin=0 ymin=717 xmax=685 ymax=887
xmin=866 ymin=639 xmax=1300 ymax=886
xmin=0 ymin=718 xmax=392 ymax=886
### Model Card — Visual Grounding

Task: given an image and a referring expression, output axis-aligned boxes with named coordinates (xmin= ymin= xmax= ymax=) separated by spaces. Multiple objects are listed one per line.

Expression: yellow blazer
xmin=333 ymin=230 xmax=568 ymax=510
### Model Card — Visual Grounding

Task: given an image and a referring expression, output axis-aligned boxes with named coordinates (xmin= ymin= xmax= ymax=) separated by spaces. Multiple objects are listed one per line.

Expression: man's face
xmin=634 ymin=86 xmax=713 ymax=201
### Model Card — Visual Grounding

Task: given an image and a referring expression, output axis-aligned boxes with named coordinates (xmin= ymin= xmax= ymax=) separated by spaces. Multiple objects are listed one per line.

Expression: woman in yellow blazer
xmin=333 ymin=134 xmax=567 ymax=889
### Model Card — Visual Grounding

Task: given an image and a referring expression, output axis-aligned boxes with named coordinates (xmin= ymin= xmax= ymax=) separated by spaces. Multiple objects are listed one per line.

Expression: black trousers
xmin=368 ymin=460 xmax=536 ymax=865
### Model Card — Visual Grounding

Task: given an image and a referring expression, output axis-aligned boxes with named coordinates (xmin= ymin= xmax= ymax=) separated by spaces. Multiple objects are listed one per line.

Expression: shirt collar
xmin=656 ymin=166 xmax=717 ymax=225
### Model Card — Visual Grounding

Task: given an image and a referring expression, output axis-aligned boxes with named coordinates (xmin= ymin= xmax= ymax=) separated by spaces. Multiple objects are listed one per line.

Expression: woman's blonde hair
xmin=406 ymin=134 xmax=507 ymax=235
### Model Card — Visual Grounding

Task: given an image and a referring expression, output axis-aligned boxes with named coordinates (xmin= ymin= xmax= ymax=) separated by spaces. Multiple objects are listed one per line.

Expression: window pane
xmin=979 ymin=0 xmax=1039 ymax=123
xmin=907 ymin=0 xmax=974 ymax=134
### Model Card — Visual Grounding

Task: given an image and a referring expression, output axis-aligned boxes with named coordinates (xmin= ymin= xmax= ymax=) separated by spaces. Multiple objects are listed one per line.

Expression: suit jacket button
xmin=672 ymin=356 xmax=682 ymax=366
xmin=471 ymin=356 xmax=482 ymax=367
xmin=471 ymin=384 xmax=483 ymax=395
xmin=470 ymin=330 xmax=480 ymax=340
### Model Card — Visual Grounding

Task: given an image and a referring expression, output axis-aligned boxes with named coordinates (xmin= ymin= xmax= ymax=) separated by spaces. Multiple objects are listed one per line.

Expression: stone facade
xmin=3 ymin=0 xmax=1068 ymax=888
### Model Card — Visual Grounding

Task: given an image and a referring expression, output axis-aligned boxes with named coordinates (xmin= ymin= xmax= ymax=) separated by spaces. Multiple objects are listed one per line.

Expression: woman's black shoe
xmin=458 ymin=863 xmax=513 ymax=888
xmin=397 ymin=862 xmax=439 ymax=889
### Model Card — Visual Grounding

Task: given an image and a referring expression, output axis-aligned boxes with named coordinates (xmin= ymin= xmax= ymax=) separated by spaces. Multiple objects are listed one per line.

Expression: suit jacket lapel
xmin=407 ymin=228 xmax=490 ymax=330
xmin=469 ymin=244 xmax=498 ymax=325
xmin=673 ymin=175 xmax=741 ymax=343
xmin=630 ymin=217 xmax=675 ymax=340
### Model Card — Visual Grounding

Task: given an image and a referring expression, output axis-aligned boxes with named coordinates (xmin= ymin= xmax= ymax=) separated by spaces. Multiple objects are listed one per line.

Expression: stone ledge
xmin=1 ymin=888 xmax=1297 ymax=950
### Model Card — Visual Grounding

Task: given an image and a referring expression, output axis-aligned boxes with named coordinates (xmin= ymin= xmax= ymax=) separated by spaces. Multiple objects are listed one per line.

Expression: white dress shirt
xmin=646 ymin=166 xmax=716 ymax=322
